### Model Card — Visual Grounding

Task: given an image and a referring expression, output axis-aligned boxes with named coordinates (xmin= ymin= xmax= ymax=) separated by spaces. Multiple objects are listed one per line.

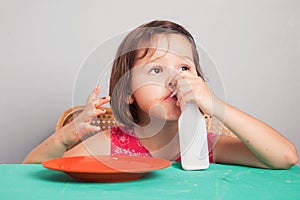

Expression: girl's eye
xmin=179 ymin=65 xmax=190 ymax=72
xmin=149 ymin=67 xmax=162 ymax=74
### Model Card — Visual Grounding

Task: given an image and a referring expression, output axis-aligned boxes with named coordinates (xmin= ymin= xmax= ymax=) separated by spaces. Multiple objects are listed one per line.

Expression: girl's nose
xmin=165 ymin=67 xmax=180 ymax=91
xmin=166 ymin=66 xmax=183 ymax=91
xmin=166 ymin=77 xmax=177 ymax=92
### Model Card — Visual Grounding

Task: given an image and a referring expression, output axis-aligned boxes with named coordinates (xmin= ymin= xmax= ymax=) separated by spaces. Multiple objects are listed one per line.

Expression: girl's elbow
xmin=273 ymin=148 xmax=299 ymax=170
xmin=285 ymin=148 xmax=299 ymax=168
xmin=22 ymin=159 xmax=36 ymax=164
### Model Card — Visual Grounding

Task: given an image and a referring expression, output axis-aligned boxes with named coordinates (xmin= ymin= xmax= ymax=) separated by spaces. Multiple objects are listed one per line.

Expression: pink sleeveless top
xmin=110 ymin=126 xmax=216 ymax=163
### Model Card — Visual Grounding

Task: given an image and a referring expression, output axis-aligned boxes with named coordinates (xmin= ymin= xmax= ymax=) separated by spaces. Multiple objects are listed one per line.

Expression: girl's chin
xmin=165 ymin=110 xmax=181 ymax=121
xmin=148 ymin=111 xmax=180 ymax=122
xmin=146 ymin=103 xmax=181 ymax=121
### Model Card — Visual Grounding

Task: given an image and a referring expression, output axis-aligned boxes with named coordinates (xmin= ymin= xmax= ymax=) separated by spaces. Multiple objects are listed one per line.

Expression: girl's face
xmin=130 ymin=34 xmax=197 ymax=124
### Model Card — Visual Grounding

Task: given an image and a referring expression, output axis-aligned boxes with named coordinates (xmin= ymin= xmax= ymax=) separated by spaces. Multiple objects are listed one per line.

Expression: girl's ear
xmin=127 ymin=95 xmax=134 ymax=104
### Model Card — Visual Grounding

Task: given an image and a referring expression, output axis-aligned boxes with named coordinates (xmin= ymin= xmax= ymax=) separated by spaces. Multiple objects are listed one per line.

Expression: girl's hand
xmin=170 ymin=72 xmax=217 ymax=115
xmin=60 ymin=85 xmax=111 ymax=148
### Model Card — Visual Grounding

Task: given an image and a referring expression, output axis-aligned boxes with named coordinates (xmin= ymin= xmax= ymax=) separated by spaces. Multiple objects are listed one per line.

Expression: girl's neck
xmin=133 ymin=119 xmax=180 ymax=160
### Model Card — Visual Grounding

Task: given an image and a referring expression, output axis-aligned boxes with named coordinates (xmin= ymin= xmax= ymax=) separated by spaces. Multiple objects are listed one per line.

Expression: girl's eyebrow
xmin=147 ymin=55 xmax=194 ymax=64
xmin=181 ymin=55 xmax=194 ymax=63
xmin=135 ymin=52 xmax=194 ymax=67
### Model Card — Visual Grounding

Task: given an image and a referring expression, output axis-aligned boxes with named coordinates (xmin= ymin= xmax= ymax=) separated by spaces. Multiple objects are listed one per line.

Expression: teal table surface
xmin=0 ymin=163 xmax=299 ymax=200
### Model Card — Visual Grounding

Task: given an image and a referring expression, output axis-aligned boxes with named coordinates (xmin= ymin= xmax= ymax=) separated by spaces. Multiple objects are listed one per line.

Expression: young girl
xmin=23 ymin=20 xmax=298 ymax=169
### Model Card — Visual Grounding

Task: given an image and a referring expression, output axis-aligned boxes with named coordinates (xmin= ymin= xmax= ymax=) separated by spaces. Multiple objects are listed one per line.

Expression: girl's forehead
xmin=137 ymin=34 xmax=194 ymax=62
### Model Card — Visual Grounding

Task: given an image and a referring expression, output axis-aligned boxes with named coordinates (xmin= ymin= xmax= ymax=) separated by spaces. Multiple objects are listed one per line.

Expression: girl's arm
xmin=22 ymin=124 xmax=111 ymax=163
xmin=22 ymin=122 xmax=75 ymax=163
xmin=212 ymin=97 xmax=298 ymax=169
xmin=22 ymin=85 xmax=110 ymax=164
xmin=63 ymin=129 xmax=111 ymax=157
xmin=173 ymin=72 xmax=298 ymax=169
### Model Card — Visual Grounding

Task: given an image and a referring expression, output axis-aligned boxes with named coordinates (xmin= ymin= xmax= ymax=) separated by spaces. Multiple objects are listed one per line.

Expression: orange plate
xmin=42 ymin=155 xmax=171 ymax=182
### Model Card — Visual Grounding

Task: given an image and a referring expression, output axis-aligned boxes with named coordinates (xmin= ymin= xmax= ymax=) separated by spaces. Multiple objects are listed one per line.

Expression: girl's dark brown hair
xmin=109 ymin=20 xmax=203 ymax=128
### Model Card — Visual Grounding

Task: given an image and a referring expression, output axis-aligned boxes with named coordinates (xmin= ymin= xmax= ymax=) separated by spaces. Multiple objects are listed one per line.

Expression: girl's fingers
xmin=178 ymin=91 xmax=197 ymax=111
xmin=175 ymin=76 xmax=209 ymax=111
xmin=76 ymin=124 xmax=101 ymax=137
xmin=84 ymin=124 xmax=101 ymax=133
xmin=168 ymin=72 xmax=198 ymax=87
xmin=75 ymin=107 xmax=106 ymax=125
xmin=93 ymin=85 xmax=101 ymax=100
xmin=176 ymin=78 xmax=199 ymax=101
xmin=87 ymin=85 xmax=101 ymax=104
xmin=86 ymin=85 xmax=111 ymax=109
xmin=93 ymin=96 xmax=111 ymax=108
xmin=84 ymin=108 xmax=106 ymax=121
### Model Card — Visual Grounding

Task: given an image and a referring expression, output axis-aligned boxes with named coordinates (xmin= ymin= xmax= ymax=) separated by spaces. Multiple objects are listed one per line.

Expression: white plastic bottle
xmin=178 ymin=103 xmax=209 ymax=170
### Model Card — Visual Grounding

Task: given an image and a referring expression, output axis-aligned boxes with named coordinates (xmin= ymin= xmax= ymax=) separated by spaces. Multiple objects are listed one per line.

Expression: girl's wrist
xmin=209 ymin=95 xmax=227 ymax=119
xmin=55 ymin=122 xmax=80 ymax=149
xmin=54 ymin=130 xmax=69 ymax=150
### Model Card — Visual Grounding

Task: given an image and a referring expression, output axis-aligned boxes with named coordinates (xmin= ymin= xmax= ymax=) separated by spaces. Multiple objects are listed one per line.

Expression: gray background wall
xmin=0 ymin=0 xmax=299 ymax=165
